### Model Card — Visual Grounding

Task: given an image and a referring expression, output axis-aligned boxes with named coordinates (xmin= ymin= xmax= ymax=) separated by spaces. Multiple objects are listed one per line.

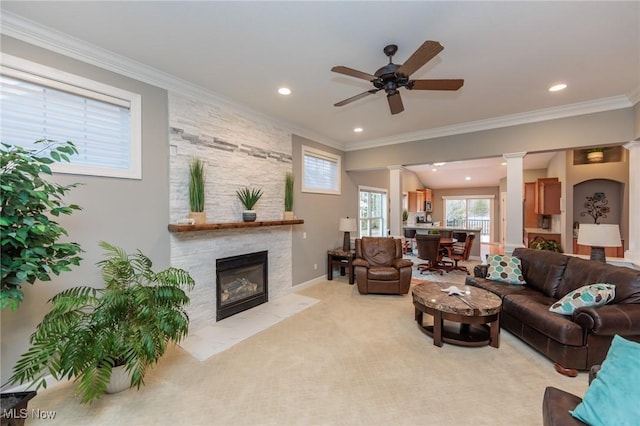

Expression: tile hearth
xmin=179 ymin=293 xmax=318 ymax=361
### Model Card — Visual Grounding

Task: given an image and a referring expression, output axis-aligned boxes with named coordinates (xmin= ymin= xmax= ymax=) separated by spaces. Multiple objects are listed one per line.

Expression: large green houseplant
xmin=8 ymin=241 xmax=196 ymax=404
xmin=0 ymin=140 xmax=83 ymax=311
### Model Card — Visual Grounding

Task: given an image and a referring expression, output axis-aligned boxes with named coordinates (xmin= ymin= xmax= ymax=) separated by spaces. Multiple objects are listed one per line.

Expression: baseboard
xmin=290 ymin=275 xmax=327 ymax=291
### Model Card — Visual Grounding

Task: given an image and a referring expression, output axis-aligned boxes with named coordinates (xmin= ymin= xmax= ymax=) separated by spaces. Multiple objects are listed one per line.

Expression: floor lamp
xmin=577 ymin=223 xmax=621 ymax=263
xmin=339 ymin=217 xmax=357 ymax=251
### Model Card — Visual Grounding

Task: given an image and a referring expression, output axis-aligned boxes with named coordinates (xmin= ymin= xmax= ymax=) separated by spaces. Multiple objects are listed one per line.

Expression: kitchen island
xmin=403 ymin=225 xmax=482 ymax=258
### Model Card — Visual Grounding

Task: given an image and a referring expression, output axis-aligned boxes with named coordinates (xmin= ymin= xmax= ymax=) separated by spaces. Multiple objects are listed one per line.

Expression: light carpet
xmin=22 ymin=268 xmax=589 ymax=426
xmin=179 ymin=293 xmax=319 ymax=361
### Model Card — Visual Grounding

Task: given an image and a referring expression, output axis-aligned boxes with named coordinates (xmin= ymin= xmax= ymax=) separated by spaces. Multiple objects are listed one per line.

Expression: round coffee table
xmin=412 ymin=281 xmax=502 ymax=348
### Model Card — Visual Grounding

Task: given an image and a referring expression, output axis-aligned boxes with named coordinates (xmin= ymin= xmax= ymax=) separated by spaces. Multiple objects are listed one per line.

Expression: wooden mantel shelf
xmin=168 ymin=219 xmax=304 ymax=233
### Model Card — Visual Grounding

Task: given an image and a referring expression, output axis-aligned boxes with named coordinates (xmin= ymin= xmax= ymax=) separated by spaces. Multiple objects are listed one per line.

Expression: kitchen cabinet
xmin=523 ymin=182 xmax=538 ymax=228
xmin=573 ymin=238 xmax=624 ymax=258
xmin=408 ymin=189 xmax=432 ymax=212
xmin=408 ymin=191 xmax=425 ymax=212
xmin=534 ymin=178 xmax=561 ymax=215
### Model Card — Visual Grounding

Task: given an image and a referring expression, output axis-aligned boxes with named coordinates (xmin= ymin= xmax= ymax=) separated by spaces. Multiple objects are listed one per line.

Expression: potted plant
xmin=0 ymin=140 xmax=83 ymax=311
xmin=188 ymin=158 xmax=206 ymax=224
xmin=236 ymin=187 xmax=263 ymax=222
xmin=7 ymin=241 xmax=195 ymax=404
xmin=402 ymin=209 xmax=409 ymax=223
xmin=530 ymin=237 xmax=563 ymax=253
xmin=284 ymin=172 xmax=294 ymax=220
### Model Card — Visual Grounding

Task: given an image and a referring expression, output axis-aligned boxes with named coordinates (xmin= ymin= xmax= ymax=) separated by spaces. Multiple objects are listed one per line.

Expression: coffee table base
xmin=414 ymin=305 xmax=500 ymax=348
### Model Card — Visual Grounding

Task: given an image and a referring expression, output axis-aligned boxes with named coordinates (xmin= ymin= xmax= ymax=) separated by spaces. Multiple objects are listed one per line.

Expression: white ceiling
xmin=1 ymin=1 xmax=638 ymax=188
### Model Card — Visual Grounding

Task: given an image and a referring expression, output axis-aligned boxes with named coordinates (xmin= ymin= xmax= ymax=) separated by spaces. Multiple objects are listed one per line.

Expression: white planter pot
xmin=106 ymin=365 xmax=132 ymax=394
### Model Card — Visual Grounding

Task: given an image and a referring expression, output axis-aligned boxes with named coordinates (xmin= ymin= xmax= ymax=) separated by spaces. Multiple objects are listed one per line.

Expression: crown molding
xmin=344 ymin=95 xmax=635 ymax=151
xmin=0 ymin=11 xmax=344 ymax=151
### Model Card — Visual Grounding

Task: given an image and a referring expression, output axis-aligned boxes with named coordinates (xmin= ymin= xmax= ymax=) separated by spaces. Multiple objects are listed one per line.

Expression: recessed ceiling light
xmin=353 ymin=127 xmax=363 ymax=133
xmin=433 ymin=162 xmax=446 ymax=166
xmin=465 ymin=176 xmax=471 ymax=181
xmin=501 ymin=162 xmax=507 ymax=166
xmin=278 ymin=87 xmax=291 ymax=95
xmin=549 ymin=83 xmax=567 ymax=92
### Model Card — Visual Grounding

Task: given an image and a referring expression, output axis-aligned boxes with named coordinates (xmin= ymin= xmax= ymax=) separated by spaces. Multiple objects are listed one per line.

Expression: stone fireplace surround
xmin=168 ymin=92 xmax=295 ymax=331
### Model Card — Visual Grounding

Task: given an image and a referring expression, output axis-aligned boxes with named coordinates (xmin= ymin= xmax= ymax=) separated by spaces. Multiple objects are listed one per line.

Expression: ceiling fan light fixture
xmin=549 ymin=83 xmax=567 ymax=92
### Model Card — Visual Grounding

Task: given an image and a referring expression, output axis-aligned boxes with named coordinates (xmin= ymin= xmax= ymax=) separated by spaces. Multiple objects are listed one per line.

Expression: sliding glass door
xmin=443 ymin=196 xmax=493 ymax=242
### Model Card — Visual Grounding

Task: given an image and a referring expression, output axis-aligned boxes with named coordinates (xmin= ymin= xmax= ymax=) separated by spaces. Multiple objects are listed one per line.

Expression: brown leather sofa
xmin=542 ymin=365 xmax=600 ymax=426
xmin=466 ymin=248 xmax=640 ymax=376
xmin=353 ymin=237 xmax=413 ymax=295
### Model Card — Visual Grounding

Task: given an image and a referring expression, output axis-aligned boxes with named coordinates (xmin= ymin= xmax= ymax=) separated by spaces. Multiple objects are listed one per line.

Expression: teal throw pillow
xmin=485 ymin=255 xmax=526 ymax=285
xmin=549 ymin=283 xmax=615 ymax=315
xmin=571 ymin=335 xmax=640 ymax=425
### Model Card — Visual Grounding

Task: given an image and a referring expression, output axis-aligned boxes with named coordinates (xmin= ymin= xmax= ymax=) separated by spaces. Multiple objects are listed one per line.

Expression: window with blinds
xmin=0 ymin=55 xmax=142 ymax=179
xmin=301 ymin=145 xmax=341 ymax=194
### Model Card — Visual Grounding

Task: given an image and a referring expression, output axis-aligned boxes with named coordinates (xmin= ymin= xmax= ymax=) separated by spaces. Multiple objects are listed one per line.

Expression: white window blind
xmin=301 ymin=145 xmax=341 ymax=194
xmin=0 ymin=55 xmax=142 ymax=179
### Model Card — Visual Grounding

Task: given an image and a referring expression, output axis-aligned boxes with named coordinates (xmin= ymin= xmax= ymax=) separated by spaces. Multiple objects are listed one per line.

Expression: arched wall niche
xmin=572 ymin=179 xmax=626 ymax=251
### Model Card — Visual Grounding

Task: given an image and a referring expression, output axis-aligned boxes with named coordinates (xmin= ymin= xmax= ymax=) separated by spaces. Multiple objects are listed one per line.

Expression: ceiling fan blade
xmin=409 ymin=79 xmax=464 ymax=91
xmin=387 ymin=92 xmax=404 ymax=115
xmin=331 ymin=66 xmax=378 ymax=81
xmin=397 ymin=41 xmax=444 ymax=77
xmin=334 ymin=89 xmax=380 ymax=107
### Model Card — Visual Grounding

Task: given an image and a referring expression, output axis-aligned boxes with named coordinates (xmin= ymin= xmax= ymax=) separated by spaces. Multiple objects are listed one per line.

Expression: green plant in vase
xmin=236 ymin=187 xmax=263 ymax=222
xmin=0 ymin=140 xmax=83 ymax=311
xmin=188 ymin=158 xmax=206 ymax=224
xmin=8 ymin=241 xmax=195 ymax=404
xmin=284 ymin=172 xmax=294 ymax=220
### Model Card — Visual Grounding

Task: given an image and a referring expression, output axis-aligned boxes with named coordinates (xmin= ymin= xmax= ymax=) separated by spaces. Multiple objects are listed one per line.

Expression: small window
xmin=0 ymin=54 xmax=142 ymax=179
xmin=301 ymin=145 xmax=341 ymax=194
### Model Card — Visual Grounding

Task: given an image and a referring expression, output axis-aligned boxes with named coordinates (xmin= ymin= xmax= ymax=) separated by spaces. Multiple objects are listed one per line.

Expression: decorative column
xmin=623 ymin=140 xmax=640 ymax=266
xmin=388 ymin=166 xmax=403 ymax=237
xmin=503 ymin=152 xmax=527 ymax=255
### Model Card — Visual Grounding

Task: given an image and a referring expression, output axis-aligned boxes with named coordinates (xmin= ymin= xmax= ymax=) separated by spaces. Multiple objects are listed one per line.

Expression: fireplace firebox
xmin=216 ymin=251 xmax=268 ymax=321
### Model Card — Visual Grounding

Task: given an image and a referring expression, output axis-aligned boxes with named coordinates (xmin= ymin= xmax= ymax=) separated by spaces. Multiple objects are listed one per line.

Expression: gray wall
xmin=291 ymin=135 xmax=356 ymax=285
xmin=345 ymin=108 xmax=636 ymax=171
xmin=1 ymin=36 xmax=170 ymax=384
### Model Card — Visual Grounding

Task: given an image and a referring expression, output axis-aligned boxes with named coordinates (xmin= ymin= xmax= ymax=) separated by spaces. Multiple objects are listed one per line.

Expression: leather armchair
xmin=353 ymin=237 xmax=413 ymax=295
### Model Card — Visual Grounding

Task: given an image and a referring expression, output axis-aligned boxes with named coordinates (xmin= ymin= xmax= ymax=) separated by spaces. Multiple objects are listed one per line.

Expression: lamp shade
xmin=577 ymin=224 xmax=621 ymax=247
xmin=339 ymin=217 xmax=357 ymax=233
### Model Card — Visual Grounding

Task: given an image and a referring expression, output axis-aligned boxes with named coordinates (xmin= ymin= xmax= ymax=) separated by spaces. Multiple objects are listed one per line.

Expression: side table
xmin=327 ymin=249 xmax=355 ymax=285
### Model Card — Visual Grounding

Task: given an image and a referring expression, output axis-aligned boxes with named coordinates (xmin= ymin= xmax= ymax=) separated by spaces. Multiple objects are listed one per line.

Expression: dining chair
xmin=415 ymin=234 xmax=453 ymax=275
xmin=448 ymin=234 xmax=475 ymax=274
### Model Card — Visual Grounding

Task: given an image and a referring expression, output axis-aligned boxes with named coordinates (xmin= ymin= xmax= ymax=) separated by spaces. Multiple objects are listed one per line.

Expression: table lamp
xmin=339 ymin=217 xmax=357 ymax=251
xmin=577 ymin=223 xmax=621 ymax=263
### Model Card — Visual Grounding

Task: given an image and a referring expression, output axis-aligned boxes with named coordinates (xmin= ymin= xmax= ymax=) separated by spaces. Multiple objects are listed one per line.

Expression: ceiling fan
xmin=331 ymin=41 xmax=464 ymax=115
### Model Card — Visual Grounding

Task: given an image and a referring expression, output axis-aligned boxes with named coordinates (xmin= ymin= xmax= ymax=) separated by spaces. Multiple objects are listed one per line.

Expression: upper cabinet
xmin=408 ymin=190 xmax=424 ymax=212
xmin=408 ymin=189 xmax=433 ymax=212
xmin=534 ymin=178 xmax=561 ymax=215
xmin=524 ymin=182 xmax=539 ymax=228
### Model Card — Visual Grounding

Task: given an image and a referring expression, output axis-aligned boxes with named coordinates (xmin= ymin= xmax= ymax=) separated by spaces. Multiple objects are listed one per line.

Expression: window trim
xmin=0 ymin=53 xmax=142 ymax=179
xmin=301 ymin=145 xmax=341 ymax=195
